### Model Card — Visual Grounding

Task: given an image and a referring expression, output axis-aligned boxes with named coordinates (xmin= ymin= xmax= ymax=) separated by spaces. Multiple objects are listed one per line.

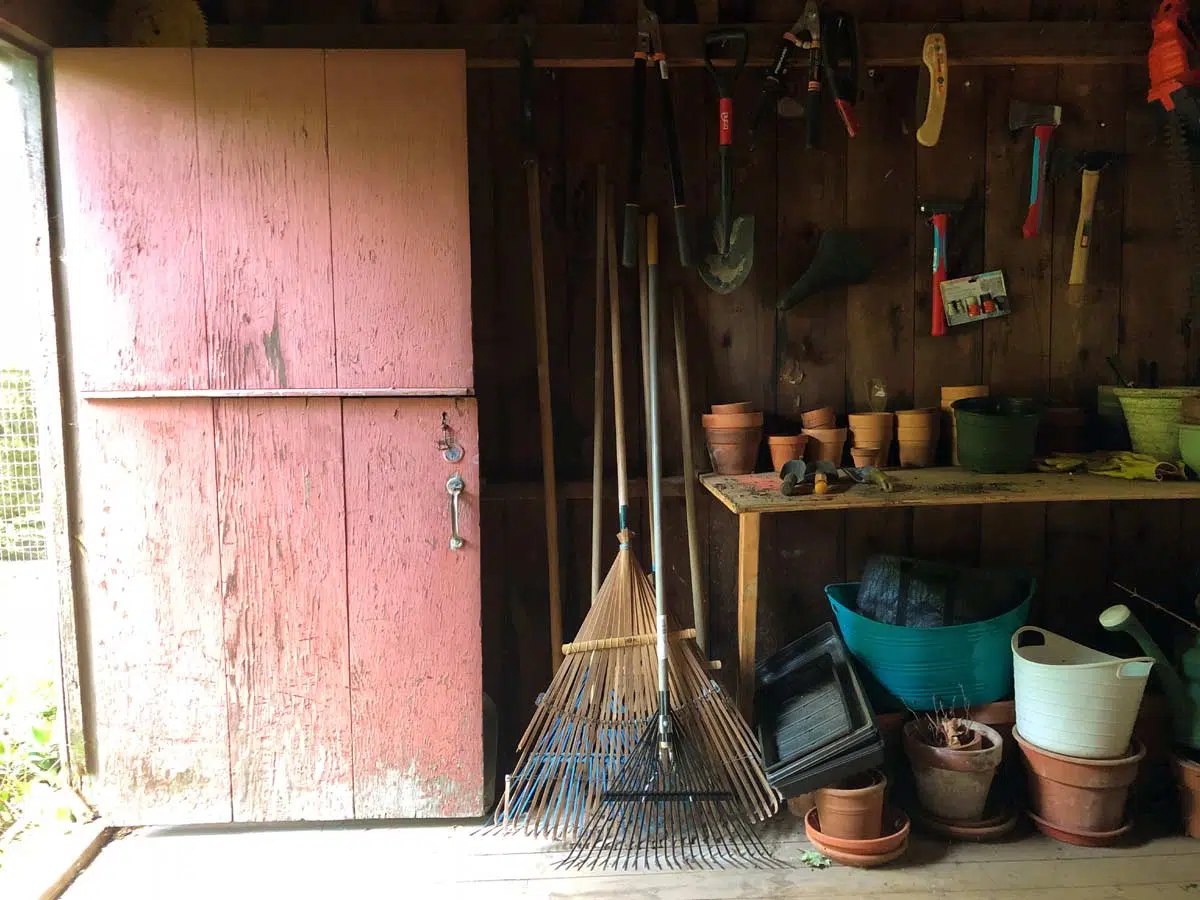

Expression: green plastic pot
xmin=952 ymin=397 xmax=1042 ymax=474
xmin=1181 ymin=423 xmax=1200 ymax=474
xmin=1114 ymin=388 xmax=1200 ymax=462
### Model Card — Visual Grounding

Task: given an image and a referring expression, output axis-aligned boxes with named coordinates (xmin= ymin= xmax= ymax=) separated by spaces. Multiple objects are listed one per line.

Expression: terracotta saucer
xmin=808 ymin=833 xmax=909 ymax=868
xmin=913 ymin=805 xmax=1019 ymax=842
xmin=1027 ymin=811 xmax=1133 ymax=848
xmin=804 ymin=805 xmax=910 ymax=855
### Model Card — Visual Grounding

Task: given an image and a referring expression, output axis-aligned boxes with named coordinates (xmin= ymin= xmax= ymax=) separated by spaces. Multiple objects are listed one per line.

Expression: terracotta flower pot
xmin=805 ymin=805 xmax=909 ymax=855
xmin=942 ymin=386 xmax=990 ymax=465
xmin=814 ymin=769 xmax=887 ymax=840
xmin=803 ymin=427 xmax=847 ymax=464
xmin=1174 ymin=754 xmax=1200 ymax=838
xmin=768 ymin=434 xmax=807 ymax=473
xmin=903 ymin=719 xmax=1004 ymax=822
xmin=712 ymin=401 xmax=754 ymax=415
xmin=702 ymin=411 xmax=764 ymax=429
xmin=1014 ymin=727 xmax=1145 ymax=834
xmin=801 ymin=406 xmax=836 ymax=429
xmin=705 ymin=427 xmax=762 ymax=475
xmin=851 ymin=447 xmax=881 ymax=468
xmin=899 ymin=440 xmax=935 ymax=468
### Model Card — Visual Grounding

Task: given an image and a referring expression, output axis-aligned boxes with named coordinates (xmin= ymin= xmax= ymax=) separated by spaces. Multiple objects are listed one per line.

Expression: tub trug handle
xmin=1012 ymin=626 xmax=1048 ymax=651
xmin=1116 ymin=659 xmax=1155 ymax=679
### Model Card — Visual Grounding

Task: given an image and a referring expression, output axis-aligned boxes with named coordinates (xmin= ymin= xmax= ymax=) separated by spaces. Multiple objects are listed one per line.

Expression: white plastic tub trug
xmin=1012 ymin=626 xmax=1154 ymax=760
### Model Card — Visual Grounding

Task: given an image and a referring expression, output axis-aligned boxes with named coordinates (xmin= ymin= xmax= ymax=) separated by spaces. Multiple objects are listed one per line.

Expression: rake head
xmin=558 ymin=711 xmax=780 ymax=871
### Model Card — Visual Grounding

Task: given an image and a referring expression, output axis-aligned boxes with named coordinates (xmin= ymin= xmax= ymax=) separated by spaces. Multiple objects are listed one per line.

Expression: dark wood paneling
xmin=468 ymin=11 xmax=1195 ymax=777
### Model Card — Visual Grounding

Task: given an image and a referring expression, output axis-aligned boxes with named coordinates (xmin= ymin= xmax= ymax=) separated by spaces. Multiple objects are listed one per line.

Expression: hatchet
xmin=1009 ymin=99 xmax=1062 ymax=239
xmin=1065 ymin=150 xmax=1121 ymax=286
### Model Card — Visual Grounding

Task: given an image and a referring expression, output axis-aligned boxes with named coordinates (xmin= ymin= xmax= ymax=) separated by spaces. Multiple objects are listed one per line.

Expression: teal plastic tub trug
xmin=826 ymin=581 xmax=1033 ymax=712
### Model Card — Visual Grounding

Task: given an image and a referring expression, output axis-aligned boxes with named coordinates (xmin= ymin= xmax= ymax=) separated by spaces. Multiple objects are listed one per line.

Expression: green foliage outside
xmin=0 ymin=675 xmax=61 ymax=835
xmin=0 ymin=369 xmax=46 ymax=561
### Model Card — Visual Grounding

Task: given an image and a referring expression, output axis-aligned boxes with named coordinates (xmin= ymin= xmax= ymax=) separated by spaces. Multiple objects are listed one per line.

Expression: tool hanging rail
xmin=209 ymin=22 xmax=1149 ymax=68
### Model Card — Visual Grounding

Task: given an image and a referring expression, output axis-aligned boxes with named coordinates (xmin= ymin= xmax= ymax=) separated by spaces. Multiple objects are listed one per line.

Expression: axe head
xmin=1008 ymin=99 xmax=1062 ymax=131
xmin=919 ymin=199 xmax=965 ymax=218
xmin=1049 ymin=148 xmax=1124 ymax=180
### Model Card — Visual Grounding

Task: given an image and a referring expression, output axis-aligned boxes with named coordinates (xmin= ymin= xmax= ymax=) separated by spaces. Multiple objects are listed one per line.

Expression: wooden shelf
xmin=208 ymin=22 xmax=1148 ymax=68
xmin=81 ymin=388 xmax=474 ymax=400
xmin=701 ymin=468 xmax=1200 ymax=516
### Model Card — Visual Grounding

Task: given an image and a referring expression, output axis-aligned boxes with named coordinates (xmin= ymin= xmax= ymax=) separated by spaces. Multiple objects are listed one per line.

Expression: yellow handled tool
xmin=917 ymin=33 xmax=948 ymax=148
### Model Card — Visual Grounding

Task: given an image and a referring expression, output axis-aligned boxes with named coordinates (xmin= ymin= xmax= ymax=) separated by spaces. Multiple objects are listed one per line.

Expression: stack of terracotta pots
xmin=847 ymin=412 xmax=894 ymax=468
xmin=803 ymin=770 xmax=910 ymax=867
xmin=800 ymin=406 xmax=847 ymax=465
xmin=941 ymin=385 xmax=989 ymax=465
xmin=895 ymin=408 xmax=940 ymax=467
xmin=702 ymin=402 xmax=762 ymax=475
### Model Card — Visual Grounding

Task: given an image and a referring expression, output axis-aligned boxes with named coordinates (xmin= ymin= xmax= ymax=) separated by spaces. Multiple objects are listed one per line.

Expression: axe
xmin=1009 ymin=99 xmax=1062 ymax=239
xmin=1063 ymin=150 xmax=1122 ymax=286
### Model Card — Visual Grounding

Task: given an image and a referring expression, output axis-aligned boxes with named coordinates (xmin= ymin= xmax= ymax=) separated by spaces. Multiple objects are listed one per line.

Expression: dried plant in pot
xmin=903 ymin=716 xmax=1003 ymax=823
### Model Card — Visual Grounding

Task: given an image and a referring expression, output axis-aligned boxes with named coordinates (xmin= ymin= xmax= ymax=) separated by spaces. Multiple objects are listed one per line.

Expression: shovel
xmin=699 ymin=28 xmax=754 ymax=295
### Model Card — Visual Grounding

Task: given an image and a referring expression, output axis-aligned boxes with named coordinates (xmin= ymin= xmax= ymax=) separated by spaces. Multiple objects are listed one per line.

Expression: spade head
xmin=1008 ymin=99 xmax=1062 ymax=131
xmin=698 ymin=215 xmax=756 ymax=295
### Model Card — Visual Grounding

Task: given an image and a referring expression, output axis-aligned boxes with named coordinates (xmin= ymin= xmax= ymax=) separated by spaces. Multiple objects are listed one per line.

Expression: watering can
xmin=1100 ymin=603 xmax=1200 ymax=751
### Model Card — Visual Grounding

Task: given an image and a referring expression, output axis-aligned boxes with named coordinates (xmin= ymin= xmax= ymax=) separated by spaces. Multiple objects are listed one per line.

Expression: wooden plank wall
xmin=473 ymin=0 xmax=1200 ymax=777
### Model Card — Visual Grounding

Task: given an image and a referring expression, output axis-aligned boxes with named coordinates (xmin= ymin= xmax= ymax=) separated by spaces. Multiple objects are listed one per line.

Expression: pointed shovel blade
xmin=698 ymin=215 xmax=755 ymax=295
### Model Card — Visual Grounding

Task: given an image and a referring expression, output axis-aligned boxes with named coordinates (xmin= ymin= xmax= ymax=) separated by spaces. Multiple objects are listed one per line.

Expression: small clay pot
xmin=768 ymin=434 xmax=808 ymax=473
xmin=851 ymin=447 xmax=881 ymax=468
xmin=787 ymin=792 xmax=815 ymax=819
xmin=1014 ymin=728 xmax=1145 ymax=834
xmin=705 ymin=427 xmax=762 ymax=475
xmin=805 ymin=805 xmax=909 ymax=855
xmin=814 ymin=769 xmax=887 ymax=840
xmin=712 ymin=401 xmax=754 ymax=415
xmin=801 ymin=406 xmax=836 ymax=429
xmin=803 ymin=427 xmax=847 ymax=464
xmin=899 ymin=441 xmax=935 ymax=468
xmin=904 ymin=720 xmax=1003 ymax=823
xmin=702 ymin=411 xmax=764 ymax=429
xmin=942 ymin=386 xmax=990 ymax=465
xmin=1173 ymin=754 xmax=1200 ymax=838
xmin=849 ymin=412 xmax=895 ymax=446
xmin=896 ymin=407 xmax=939 ymax=422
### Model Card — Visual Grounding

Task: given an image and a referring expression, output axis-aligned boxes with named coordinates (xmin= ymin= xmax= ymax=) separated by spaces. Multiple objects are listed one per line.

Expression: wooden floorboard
xmin=61 ymin=816 xmax=1200 ymax=900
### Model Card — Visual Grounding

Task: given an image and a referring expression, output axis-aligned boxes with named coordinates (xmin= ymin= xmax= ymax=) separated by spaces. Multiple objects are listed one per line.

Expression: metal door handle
xmin=446 ymin=474 xmax=465 ymax=550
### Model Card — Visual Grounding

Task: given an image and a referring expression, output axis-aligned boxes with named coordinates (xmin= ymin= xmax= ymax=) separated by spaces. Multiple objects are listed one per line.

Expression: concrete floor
xmin=59 ymin=816 xmax=1200 ymax=900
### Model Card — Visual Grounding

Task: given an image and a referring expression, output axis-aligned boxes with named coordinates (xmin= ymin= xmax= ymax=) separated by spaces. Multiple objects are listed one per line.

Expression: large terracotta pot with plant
xmin=904 ymin=718 xmax=1003 ymax=822
xmin=1015 ymin=727 xmax=1144 ymax=835
xmin=814 ymin=769 xmax=887 ymax=840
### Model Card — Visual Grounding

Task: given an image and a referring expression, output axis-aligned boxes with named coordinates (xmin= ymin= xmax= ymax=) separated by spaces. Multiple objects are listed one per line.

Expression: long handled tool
xmin=673 ymin=291 xmax=707 ymax=656
xmin=920 ymin=199 xmax=965 ymax=336
xmin=591 ymin=166 xmax=608 ymax=603
xmin=522 ymin=34 xmax=563 ymax=670
xmin=491 ymin=187 xmax=666 ymax=840
xmin=699 ymin=28 xmax=755 ymax=294
xmin=623 ymin=0 xmax=692 ymax=269
xmin=1010 ymin=99 xmax=1063 ymax=239
xmin=562 ymin=214 xmax=779 ymax=871
xmin=1066 ymin=151 xmax=1121 ymax=286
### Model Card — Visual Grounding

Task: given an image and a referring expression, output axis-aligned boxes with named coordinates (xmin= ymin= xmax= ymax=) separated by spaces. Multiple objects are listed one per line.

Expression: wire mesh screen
xmin=0 ymin=369 xmax=46 ymax=562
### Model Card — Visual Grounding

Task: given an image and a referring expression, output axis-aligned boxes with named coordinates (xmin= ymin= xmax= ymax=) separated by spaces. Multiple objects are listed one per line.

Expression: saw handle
xmin=623 ymin=55 xmax=648 ymax=268
xmin=1069 ymin=169 xmax=1101 ymax=286
xmin=930 ymin=213 xmax=949 ymax=337
xmin=1022 ymin=123 xmax=1056 ymax=239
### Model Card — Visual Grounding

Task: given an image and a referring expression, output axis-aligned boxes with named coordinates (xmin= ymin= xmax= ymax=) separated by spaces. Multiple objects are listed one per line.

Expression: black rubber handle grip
xmin=806 ymin=87 xmax=821 ymax=149
xmin=674 ymin=205 xmax=693 ymax=269
xmin=623 ymin=57 xmax=648 ymax=268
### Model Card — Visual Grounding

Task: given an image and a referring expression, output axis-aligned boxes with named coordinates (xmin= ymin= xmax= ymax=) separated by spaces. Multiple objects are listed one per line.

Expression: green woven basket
xmin=1114 ymin=387 xmax=1200 ymax=461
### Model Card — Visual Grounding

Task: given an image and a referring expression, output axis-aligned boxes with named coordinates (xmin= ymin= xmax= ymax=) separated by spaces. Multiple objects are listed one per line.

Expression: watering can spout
xmin=1100 ymin=603 xmax=1194 ymax=745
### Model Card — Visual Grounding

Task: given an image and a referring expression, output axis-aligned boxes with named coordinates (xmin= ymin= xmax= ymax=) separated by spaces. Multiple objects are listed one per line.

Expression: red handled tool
xmin=1009 ymin=99 xmax=1062 ymax=239
xmin=920 ymin=200 xmax=964 ymax=337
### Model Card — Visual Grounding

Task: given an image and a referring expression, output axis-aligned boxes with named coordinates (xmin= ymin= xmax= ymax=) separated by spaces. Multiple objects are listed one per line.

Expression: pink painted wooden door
xmin=54 ymin=48 xmax=483 ymax=825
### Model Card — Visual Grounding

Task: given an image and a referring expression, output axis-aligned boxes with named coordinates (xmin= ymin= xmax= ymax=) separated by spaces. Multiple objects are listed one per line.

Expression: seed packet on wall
xmin=939 ymin=270 xmax=1011 ymax=327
